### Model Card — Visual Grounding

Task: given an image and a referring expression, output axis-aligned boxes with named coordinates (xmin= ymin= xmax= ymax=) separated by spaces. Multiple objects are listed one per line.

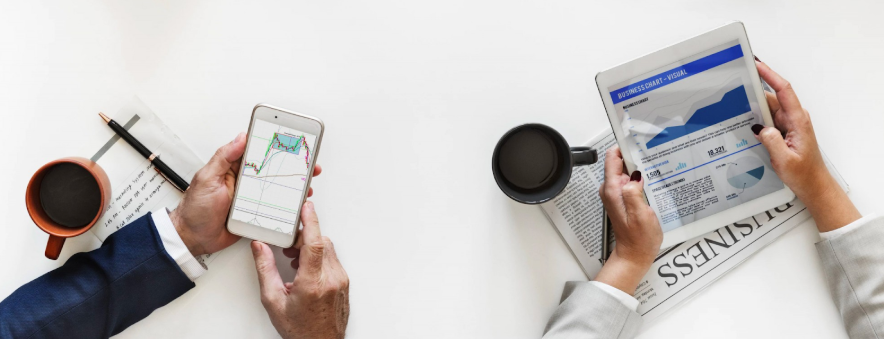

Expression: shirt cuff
xmin=590 ymin=281 xmax=639 ymax=312
xmin=819 ymin=213 xmax=876 ymax=241
xmin=151 ymin=208 xmax=207 ymax=281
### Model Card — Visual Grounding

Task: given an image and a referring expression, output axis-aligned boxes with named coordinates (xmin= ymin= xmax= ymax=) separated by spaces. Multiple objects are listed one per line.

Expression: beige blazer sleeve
xmin=816 ymin=215 xmax=884 ymax=339
xmin=542 ymin=282 xmax=642 ymax=339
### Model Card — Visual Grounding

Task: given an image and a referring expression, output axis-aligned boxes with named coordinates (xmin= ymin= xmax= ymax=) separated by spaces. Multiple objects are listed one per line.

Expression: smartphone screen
xmin=230 ymin=118 xmax=317 ymax=235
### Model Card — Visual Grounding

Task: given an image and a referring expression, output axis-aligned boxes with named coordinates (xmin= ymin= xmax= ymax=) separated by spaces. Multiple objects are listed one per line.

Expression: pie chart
xmin=726 ymin=157 xmax=765 ymax=189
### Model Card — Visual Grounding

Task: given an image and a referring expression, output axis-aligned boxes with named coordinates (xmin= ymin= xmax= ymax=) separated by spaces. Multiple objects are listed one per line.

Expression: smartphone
xmin=226 ymin=104 xmax=324 ymax=247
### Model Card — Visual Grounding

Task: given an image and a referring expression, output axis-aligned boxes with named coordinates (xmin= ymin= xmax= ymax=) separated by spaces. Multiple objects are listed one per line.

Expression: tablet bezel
xmin=595 ymin=21 xmax=795 ymax=248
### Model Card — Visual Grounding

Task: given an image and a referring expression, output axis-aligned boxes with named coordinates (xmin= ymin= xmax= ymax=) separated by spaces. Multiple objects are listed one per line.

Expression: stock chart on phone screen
xmin=231 ymin=119 xmax=315 ymax=234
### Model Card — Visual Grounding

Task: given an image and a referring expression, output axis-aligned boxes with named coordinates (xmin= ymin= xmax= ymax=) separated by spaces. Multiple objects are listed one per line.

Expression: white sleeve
xmin=589 ymin=281 xmax=639 ymax=312
xmin=151 ymin=208 xmax=207 ymax=281
xmin=819 ymin=213 xmax=877 ymax=241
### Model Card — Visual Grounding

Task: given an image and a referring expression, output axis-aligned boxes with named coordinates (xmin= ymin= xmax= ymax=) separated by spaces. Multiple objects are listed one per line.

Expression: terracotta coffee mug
xmin=25 ymin=157 xmax=111 ymax=260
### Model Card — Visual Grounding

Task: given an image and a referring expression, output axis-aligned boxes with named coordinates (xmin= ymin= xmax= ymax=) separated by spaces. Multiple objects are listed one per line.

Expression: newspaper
xmin=541 ymin=128 xmax=848 ymax=325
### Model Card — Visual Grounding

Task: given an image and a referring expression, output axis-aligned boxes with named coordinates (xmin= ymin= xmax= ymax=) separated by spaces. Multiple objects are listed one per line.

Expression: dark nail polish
xmin=751 ymin=124 xmax=764 ymax=135
xmin=630 ymin=171 xmax=642 ymax=182
xmin=754 ymin=55 xmax=761 ymax=62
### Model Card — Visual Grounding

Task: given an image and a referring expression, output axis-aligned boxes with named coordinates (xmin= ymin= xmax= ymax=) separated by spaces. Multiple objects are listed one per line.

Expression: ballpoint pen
xmin=601 ymin=211 xmax=610 ymax=264
xmin=98 ymin=112 xmax=189 ymax=192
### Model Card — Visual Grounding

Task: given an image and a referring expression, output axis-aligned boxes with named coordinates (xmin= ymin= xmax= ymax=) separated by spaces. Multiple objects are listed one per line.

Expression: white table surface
xmin=2 ymin=1 xmax=883 ymax=338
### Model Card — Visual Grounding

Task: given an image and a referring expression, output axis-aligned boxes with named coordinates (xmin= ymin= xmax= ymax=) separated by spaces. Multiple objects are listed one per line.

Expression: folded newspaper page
xmin=540 ymin=133 xmax=617 ymax=278
xmin=541 ymin=128 xmax=848 ymax=324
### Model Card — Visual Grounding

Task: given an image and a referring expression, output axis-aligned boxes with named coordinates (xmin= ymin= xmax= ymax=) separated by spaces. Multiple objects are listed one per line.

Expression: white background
xmin=1 ymin=1 xmax=882 ymax=338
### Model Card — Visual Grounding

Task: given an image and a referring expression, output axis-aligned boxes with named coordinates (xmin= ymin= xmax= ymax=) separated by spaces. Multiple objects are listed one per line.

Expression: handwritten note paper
xmin=87 ymin=98 xmax=216 ymax=265
xmin=99 ymin=161 xmax=174 ymax=233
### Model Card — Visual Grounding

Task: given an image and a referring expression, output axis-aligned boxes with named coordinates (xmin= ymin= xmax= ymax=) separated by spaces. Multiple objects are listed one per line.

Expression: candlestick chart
xmin=243 ymin=133 xmax=311 ymax=177
xmin=231 ymin=119 xmax=317 ymax=234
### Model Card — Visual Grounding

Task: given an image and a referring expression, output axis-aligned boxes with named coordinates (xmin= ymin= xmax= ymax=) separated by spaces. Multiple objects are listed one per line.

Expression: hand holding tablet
xmin=596 ymin=22 xmax=794 ymax=248
xmin=594 ymin=146 xmax=663 ymax=294
xmin=752 ymin=59 xmax=862 ymax=233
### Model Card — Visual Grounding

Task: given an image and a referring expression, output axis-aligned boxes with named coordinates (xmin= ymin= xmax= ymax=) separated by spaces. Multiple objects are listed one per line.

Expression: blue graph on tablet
xmin=645 ymin=84 xmax=751 ymax=148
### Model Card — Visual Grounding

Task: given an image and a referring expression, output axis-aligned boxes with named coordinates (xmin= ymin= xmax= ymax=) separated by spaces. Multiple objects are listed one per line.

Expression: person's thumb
xmin=621 ymin=176 xmax=649 ymax=222
xmin=296 ymin=202 xmax=325 ymax=278
xmin=251 ymin=241 xmax=284 ymax=307
xmin=203 ymin=133 xmax=246 ymax=179
xmin=753 ymin=125 xmax=791 ymax=161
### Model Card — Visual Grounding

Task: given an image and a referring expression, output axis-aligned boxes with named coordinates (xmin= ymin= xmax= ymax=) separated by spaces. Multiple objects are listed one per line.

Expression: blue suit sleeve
xmin=0 ymin=213 xmax=195 ymax=338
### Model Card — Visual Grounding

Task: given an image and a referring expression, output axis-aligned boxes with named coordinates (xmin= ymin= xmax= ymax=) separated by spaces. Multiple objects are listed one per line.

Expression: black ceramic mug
xmin=492 ymin=123 xmax=598 ymax=204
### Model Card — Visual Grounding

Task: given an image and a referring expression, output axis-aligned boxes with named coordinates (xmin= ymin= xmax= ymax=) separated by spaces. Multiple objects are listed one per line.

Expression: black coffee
xmin=39 ymin=163 xmax=102 ymax=228
xmin=497 ymin=128 xmax=560 ymax=190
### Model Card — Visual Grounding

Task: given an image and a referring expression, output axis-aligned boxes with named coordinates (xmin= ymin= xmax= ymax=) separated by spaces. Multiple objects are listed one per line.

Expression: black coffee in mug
xmin=27 ymin=157 xmax=111 ymax=259
xmin=39 ymin=163 xmax=103 ymax=228
xmin=492 ymin=123 xmax=597 ymax=204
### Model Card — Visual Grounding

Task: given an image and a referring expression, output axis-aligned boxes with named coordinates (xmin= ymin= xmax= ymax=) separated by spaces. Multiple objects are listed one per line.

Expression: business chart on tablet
xmin=608 ymin=42 xmax=784 ymax=232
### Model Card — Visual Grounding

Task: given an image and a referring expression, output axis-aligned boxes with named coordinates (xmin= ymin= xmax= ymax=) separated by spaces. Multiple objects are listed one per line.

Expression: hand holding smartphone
xmin=226 ymin=104 xmax=324 ymax=247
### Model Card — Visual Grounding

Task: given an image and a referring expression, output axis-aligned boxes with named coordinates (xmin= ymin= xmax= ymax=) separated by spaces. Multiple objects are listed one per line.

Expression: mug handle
xmin=571 ymin=147 xmax=598 ymax=166
xmin=45 ymin=235 xmax=65 ymax=260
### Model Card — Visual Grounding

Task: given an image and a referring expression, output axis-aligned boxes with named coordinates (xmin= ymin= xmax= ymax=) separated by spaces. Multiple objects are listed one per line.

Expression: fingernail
xmin=754 ymin=55 xmax=761 ymax=62
xmin=630 ymin=171 xmax=641 ymax=182
xmin=250 ymin=241 xmax=259 ymax=254
xmin=752 ymin=124 xmax=764 ymax=135
xmin=235 ymin=132 xmax=245 ymax=143
xmin=303 ymin=201 xmax=313 ymax=211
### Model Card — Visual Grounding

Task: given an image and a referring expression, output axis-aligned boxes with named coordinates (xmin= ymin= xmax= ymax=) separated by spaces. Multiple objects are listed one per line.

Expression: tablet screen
xmin=607 ymin=41 xmax=784 ymax=232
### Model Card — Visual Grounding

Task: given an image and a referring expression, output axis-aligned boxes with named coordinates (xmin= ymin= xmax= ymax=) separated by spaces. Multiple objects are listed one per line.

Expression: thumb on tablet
xmin=621 ymin=176 xmax=651 ymax=223
xmin=754 ymin=125 xmax=791 ymax=162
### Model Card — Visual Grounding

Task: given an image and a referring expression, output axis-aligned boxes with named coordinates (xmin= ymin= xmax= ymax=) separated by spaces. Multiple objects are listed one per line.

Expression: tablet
xmin=595 ymin=22 xmax=794 ymax=248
